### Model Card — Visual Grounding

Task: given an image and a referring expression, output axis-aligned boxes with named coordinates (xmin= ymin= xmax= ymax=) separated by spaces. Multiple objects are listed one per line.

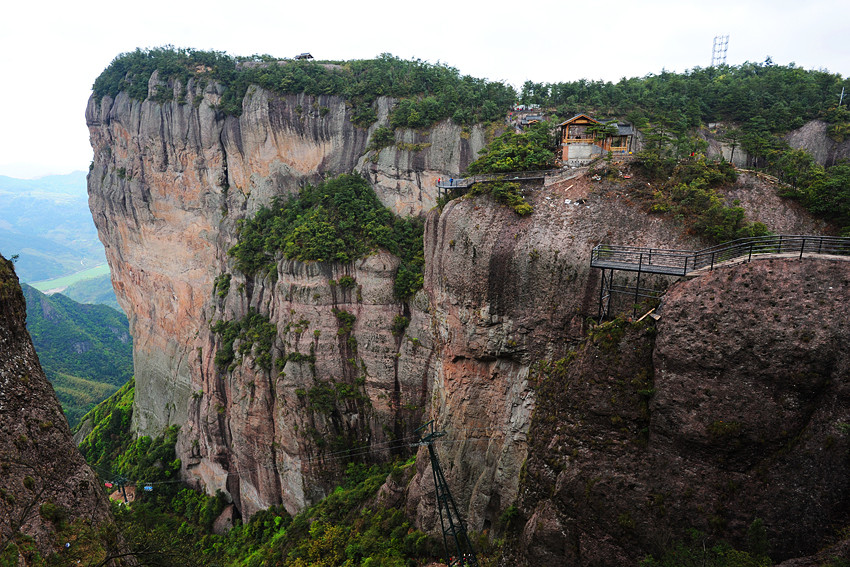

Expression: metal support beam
xmin=414 ymin=421 xmax=479 ymax=567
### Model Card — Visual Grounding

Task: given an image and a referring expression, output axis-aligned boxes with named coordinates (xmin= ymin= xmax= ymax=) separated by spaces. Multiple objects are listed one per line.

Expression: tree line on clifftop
xmin=92 ymin=47 xmax=514 ymax=127
xmin=93 ymin=47 xmax=850 ymax=233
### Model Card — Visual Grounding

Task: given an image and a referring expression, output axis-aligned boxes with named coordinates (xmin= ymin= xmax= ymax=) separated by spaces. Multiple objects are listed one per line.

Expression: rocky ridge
xmin=511 ymin=257 xmax=850 ymax=564
xmin=0 ymin=255 xmax=120 ymax=562
xmin=86 ymin=71 xmax=850 ymax=564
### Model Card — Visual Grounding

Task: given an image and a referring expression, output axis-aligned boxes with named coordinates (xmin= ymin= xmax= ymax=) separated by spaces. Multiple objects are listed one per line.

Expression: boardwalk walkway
xmin=591 ymin=235 xmax=850 ymax=277
xmin=435 ymin=169 xmax=557 ymax=190
xmin=590 ymin=235 xmax=850 ymax=319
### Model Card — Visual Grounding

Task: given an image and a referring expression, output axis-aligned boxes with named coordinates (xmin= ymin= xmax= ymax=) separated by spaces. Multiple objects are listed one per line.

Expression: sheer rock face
xmin=0 ymin=256 xmax=114 ymax=558
xmin=85 ymin=78 xmax=486 ymax=518
xmin=785 ymin=119 xmax=850 ymax=167
xmin=513 ymin=258 xmax=850 ymax=565
xmin=87 ymin=72 xmax=848 ymax=561
xmin=407 ymin=175 xmax=703 ymax=533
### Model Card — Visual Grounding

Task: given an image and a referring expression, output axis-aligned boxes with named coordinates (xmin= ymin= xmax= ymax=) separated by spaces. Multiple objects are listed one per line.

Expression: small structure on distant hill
xmin=520 ymin=114 xmax=544 ymax=127
xmin=295 ymin=52 xmax=314 ymax=60
xmin=558 ymin=114 xmax=634 ymax=165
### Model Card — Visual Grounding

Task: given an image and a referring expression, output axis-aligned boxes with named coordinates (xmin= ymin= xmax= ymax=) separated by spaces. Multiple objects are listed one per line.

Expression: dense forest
xmin=92 ymin=47 xmax=515 ymax=127
xmin=519 ymin=60 xmax=848 ymax=134
xmin=22 ymin=284 xmax=132 ymax=426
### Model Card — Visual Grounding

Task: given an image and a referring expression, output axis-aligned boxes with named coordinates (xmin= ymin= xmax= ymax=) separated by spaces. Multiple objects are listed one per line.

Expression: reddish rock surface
xmin=86 ymin=74 xmax=849 ymax=563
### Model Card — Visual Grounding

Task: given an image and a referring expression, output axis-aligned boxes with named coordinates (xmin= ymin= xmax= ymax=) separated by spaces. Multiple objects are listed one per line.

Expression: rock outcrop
xmin=785 ymin=120 xmax=850 ymax=166
xmin=0 ymin=255 xmax=119 ymax=562
xmin=86 ymin=77 xmax=487 ymax=518
xmin=704 ymin=119 xmax=850 ymax=168
xmin=87 ymin=70 xmax=849 ymax=564
xmin=512 ymin=258 xmax=850 ymax=564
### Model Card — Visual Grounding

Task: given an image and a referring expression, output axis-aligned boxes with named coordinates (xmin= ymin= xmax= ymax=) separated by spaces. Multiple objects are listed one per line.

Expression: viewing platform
xmin=591 ymin=235 xmax=850 ymax=277
xmin=435 ymin=169 xmax=556 ymax=190
xmin=590 ymin=235 xmax=850 ymax=319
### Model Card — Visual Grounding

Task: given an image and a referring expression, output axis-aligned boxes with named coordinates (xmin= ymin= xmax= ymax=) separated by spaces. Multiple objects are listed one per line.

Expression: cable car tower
xmin=414 ymin=421 xmax=479 ymax=567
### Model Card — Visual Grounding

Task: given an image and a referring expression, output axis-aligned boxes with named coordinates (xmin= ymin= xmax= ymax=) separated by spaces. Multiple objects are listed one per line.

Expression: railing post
xmin=748 ymin=242 xmax=753 ymax=262
xmin=800 ymin=237 xmax=806 ymax=260
xmin=598 ymin=269 xmax=605 ymax=320
xmin=710 ymin=252 xmax=715 ymax=271
xmin=634 ymin=254 xmax=643 ymax=317
xmin=818 ymin=236 xmax=823 ymax=254
xmin=778 ymin=235 xmax=783 ymax=254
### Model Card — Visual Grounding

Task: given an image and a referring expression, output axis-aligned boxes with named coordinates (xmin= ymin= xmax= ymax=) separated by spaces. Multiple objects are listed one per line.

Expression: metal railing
xmin=591 ymin=235 xmax=850 ymax=276
xmin=435 ymin=169 xmax=558 ymax=189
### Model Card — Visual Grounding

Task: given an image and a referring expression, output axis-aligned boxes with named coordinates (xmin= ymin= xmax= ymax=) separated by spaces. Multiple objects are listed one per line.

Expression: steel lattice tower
xmin=415 ymin=421 xmax=479 ymax=567
xmin=712 ymin=35 xmax=729 ymax=67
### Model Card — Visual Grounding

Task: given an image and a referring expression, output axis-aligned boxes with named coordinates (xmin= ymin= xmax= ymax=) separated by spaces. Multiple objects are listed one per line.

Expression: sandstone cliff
xmin=0 ymin=255 xmax=120 ymax=562
xmin=87 ymin=69 xmax=849 ymax=564
xmin=86 ymin=75 xmax=487 ymax=518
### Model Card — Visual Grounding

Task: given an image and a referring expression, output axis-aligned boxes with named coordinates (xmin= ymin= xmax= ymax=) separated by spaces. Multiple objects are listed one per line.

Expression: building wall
xmin=562 ymin=143 xmax=601 ymax=165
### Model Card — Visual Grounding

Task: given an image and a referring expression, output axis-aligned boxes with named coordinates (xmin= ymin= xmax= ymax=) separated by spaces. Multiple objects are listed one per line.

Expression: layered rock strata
xmin=86 ymin=77 xmax=487 ymax=518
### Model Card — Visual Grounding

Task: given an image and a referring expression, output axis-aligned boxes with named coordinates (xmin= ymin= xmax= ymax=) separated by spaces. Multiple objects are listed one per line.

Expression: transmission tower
xmin=711 ymin=35 xmax=729 ymax=67
xmin=414 ymin=421 xmax=479 ymax=567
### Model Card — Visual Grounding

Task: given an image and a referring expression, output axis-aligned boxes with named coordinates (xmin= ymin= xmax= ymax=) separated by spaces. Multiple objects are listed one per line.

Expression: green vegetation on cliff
xmin=522 ymin=60 xmax=848 ymax=135
xmin=93 ymin=47 xmax=515 ymax=127
xmin=633 ymin=158 xmax=771 ymax=243
xmin=74 ymin=386 xmax=449 ymax=566
xmin=229 ymin=173 xmax=424 ymax=299
xmin=774 ymin=157 xmax=850 ymax=235
xmin=74 ymin=379 xmax=134 ymax=475
xmin=466 ymin=121 xmax=556 ymax=175
xmin=517 ymin=61 xmax=850 ymax=233
xmin=21 ymin=284 xmax=133 ymax=427
xmin=636 ymin=113 xmax=850 ymax=234
xmin=210 ymin=309 xmax=277 ymax=371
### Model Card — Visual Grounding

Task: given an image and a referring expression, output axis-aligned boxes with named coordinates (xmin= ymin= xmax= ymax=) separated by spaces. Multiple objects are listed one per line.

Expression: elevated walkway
xmin=591 ymin=235 xmax=850 ymax=319
xmin=436 ymin=169 xmax=557 ymax=191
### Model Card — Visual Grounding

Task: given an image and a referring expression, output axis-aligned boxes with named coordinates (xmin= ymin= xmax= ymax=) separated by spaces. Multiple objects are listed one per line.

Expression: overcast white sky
xmin=1 ymin=0 xmax=848 ymax=178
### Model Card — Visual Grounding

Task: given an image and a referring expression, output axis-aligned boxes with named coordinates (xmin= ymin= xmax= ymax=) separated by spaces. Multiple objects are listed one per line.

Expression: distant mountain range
xmin=0 ymin=171 xmax=106 ymax=282
xmin=21 ymin=283 xmax=133 ymax=427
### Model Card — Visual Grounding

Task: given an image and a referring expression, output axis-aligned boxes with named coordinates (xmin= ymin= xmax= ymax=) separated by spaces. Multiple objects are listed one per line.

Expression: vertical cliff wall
xmin=86 ymin=76 xmax=488 ymax=517
xmin=405 ymin=172 xmax=706 ymax=532
xmin=87 ymin=69 xmax=847 ymax=560
xmin=86 ymin=69 xmax=697 ymax=526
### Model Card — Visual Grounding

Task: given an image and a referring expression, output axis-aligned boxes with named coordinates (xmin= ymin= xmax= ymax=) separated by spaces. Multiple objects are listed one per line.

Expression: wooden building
xmin=558 ymin=114 xmax=634 ymax=164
